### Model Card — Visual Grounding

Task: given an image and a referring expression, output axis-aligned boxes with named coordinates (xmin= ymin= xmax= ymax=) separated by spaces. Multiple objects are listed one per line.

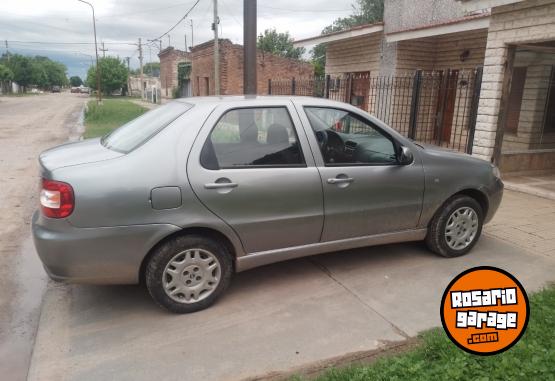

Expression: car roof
xmin=174 ymin=95 xmax=329 ymax=105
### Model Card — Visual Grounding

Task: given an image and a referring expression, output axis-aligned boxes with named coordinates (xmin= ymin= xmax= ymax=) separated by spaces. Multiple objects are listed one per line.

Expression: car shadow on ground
xmin=62 ymin=241 xmax=438 ymax=319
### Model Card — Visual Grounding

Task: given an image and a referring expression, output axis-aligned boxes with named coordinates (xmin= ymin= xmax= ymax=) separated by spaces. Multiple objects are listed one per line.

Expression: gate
xmin=268 ymin=68 xmax=483 ymax=154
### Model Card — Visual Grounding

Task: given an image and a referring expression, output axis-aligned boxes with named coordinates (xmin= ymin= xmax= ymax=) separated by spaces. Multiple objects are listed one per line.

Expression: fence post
xmin=466 ymin=67 xmax=483 ymax=154
xmin=408 ymin=70 xmax=422 ymax=140
xmin=346 ymin=73 xmax=353 ymax=104
xmin=325 ymin=75 xmax=331 ymax=99
xmin=291 ymin=77 xmax=296 ymax=95
xmin=268 ymin=79 xmax=272 ymax=95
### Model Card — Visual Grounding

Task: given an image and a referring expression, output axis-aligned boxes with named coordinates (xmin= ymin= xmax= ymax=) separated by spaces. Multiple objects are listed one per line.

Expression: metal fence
xmin=268 ymin=68 xmax=483 ymax=154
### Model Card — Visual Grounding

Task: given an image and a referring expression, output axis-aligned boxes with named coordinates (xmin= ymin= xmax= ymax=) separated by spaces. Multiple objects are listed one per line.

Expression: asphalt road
xmin=0 ymin=92 xmax=87 ymax=381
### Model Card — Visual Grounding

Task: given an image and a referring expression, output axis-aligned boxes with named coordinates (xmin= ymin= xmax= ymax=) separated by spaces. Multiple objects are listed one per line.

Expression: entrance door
xmin=435 ymin=70 xmax=459 ymax=142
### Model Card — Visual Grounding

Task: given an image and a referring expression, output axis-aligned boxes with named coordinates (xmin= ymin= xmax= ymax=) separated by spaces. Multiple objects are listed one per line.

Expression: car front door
xmin=296 ymin=104 xmax=424 ymax=242
xmin=187 ymin=101 xmax=324 ymax=254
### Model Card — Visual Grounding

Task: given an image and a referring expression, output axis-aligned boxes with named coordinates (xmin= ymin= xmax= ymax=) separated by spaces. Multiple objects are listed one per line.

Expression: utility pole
xmin=125 ymin=57 xmax=130 ymax=71
xmin=100 ymin=42 xmax=108 ymax=58
xmin=190 ymin=19 xmax=194 ymax=48
xmin=4 ymin=40 xmax=9 ymax=63
xmin=77 ymin=0 xmax=101 ymax=103
xmin=138 ymin=38 xmax=144 ymax=99
xmin=244 ymin=0 xmax=257 ymax=95
xmin=213 ymin=0 xmax=220 ymax=95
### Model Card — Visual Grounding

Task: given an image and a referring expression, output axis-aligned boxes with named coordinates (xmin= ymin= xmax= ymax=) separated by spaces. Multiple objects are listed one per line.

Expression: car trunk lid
xmin=39 ymin=138 xmax=123 ymax=175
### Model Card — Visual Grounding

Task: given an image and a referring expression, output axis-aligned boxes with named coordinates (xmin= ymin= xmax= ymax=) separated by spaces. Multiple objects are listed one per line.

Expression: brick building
xmin=158 ymin=47 xmax=191 ymax=98
xmin=190 ymin=39 xmax=313 ymax=96
xmin=293 ymin=0 xmax=555 ymax=173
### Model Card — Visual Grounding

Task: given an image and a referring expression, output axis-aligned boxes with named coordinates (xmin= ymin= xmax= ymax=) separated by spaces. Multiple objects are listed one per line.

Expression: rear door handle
xmin=204 ymin=182 xmax=238 ymax=189
xmin=327 ymin=177 xmax=354 ymax=184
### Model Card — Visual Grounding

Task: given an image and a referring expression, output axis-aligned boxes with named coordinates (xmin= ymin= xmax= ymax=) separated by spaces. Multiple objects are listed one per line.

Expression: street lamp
xmin=77 ymin=0 xmax=102 ymax=103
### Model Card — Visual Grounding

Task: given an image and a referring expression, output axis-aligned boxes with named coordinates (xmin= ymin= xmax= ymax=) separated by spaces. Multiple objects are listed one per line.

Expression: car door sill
xmin=236 ymin=228 xmax=428 ymax=272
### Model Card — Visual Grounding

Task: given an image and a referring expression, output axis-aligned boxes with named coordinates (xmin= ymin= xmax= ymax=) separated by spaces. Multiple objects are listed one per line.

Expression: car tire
xmin=426 ymin=195 xmax=483 ymax=258
xmin=145 ymin=235 xmax=233 ymax=313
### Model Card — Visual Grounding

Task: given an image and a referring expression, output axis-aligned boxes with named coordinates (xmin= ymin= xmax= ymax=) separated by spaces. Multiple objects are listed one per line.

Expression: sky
xmin=0 ymin=0 xmax=355 ymax=79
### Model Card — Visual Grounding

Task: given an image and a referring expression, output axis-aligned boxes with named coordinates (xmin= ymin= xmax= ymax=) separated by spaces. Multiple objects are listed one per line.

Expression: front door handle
xmin=204 ymin=182 xmax=238 ymax=189
xmin=327 ymin=177 xmax=354 ymax=185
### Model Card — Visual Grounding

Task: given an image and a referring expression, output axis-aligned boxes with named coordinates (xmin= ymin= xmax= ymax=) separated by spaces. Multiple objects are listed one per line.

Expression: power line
xmin=151 ymin=0 xmax=201 ymax=42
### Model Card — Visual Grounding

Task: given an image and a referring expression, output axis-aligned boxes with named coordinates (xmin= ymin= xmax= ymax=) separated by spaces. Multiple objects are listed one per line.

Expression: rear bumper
xmin=32 ymin=211 xmax=181 ymax=284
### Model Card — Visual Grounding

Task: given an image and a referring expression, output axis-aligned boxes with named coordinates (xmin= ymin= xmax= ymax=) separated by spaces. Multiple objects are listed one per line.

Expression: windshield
xmin=101 ymin=102 xmax=192 ymax=153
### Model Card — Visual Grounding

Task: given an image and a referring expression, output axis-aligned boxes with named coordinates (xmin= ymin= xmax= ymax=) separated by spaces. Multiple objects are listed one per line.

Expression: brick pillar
xmin=471 ymin=44 xmax=508 ymax=162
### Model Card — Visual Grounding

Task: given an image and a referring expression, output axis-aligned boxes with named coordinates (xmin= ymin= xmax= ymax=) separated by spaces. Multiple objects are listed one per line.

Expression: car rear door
xmin=295 ymin=102 xmax=425 ymax=242
xmin=187 ymin=100 xmax=324 ymax=254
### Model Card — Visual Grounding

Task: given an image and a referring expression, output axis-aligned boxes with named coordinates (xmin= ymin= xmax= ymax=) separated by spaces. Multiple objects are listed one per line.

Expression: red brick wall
xmin=191 ymin=40 xmax=313 ymax=96
xmin=158 ymin=47 xmax=191 ymax=98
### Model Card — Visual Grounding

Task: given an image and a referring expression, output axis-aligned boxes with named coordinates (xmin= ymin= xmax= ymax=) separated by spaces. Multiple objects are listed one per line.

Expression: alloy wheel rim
xmin=445 ymin=207 xmax=479 ymax=250
xmin=163 ymin=249 xmax=221 ymax=304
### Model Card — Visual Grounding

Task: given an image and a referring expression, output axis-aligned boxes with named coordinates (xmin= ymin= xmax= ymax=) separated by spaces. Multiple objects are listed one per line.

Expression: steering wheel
xmin=315 ymin=130 xmax=328 ymax=151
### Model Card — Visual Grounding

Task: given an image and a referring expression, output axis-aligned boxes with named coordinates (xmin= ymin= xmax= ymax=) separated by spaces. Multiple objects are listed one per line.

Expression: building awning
xmin=293 ymin=23 xmax=384 ymax=47
xmin=385 ymin=13 xmax=490 ymax=42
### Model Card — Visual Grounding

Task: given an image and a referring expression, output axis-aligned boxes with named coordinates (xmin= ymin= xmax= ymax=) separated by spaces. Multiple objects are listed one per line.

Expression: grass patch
xmin=84 ymin=99 xmax=147 ymax=138
xmin=297 ymin=285 xmax=555 ymax=381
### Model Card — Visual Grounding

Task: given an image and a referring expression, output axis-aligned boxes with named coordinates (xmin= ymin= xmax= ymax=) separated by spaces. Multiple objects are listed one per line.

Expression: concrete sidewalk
xmin=27 ymin=191 xmax=555 ymax=381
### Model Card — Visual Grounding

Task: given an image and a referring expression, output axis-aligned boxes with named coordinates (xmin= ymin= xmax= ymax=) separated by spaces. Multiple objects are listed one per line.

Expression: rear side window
xmin=201 ymin=107 xmax=305 ymax=169
xmin=101 ymin=102 xmax=192 ymax=153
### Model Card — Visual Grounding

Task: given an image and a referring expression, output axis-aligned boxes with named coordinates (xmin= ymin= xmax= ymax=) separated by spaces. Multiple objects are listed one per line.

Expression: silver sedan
xmin=33 ymin=96 xmax=503 ymax=313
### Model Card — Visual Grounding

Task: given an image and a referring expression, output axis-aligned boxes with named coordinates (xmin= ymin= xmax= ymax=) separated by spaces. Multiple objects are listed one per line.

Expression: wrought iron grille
xmin=268 ymin=68 xmax=483 ymax=154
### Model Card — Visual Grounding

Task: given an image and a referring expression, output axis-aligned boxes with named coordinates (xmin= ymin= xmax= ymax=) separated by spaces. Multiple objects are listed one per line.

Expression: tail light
xmin=40 ymin=178 xmax=74 ymax=218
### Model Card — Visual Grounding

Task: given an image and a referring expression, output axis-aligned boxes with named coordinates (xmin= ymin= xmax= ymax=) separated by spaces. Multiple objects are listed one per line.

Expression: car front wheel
xmin=145 ymin=235 xmax=233 ymax=313
xmin=426 ymin=195 xmax=483 ymax=258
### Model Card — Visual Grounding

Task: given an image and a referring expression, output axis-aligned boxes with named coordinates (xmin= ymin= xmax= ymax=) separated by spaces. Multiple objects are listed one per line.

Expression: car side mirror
xmin=398 ymin=146 xmax=414 ymax=165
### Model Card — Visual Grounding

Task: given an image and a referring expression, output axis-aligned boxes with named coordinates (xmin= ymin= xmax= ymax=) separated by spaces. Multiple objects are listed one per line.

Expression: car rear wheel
xmin=145 ymin=235 xmax=233 ymax=313
xmin=426 ymin=195 xmax=483 ymax=258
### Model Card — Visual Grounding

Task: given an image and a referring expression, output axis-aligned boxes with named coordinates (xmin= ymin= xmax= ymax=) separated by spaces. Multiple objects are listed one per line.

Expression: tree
xmin=257 ymin=29 xmax=305 ymax=60
xmin=0 ymin=64 xmax=13 ymax=93
xmin=310 ymin=44 xmax=327 ymax=77
xmin=86 ymin=57 xmax=129 ymax=95
xmin=0 ymin=64 xmax=13 ymax=82
xmin=70 ymin=76 xmax=83 ymax=87
xmin=0 ymin=54 xmax=68 ymax=90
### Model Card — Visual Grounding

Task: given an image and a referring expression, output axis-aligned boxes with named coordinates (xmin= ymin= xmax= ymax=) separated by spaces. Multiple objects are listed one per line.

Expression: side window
xmin=304 ymin=107 xmax=398 ymax=166
xmin=201 ymin=107 xmax=305 ymax=169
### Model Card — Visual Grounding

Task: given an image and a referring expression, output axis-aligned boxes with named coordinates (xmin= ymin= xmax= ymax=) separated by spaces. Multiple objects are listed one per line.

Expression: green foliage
xmin=0 ymin=64 xmax=13 ymax=81
xmin=86 ymin=56 xmax=129 ymax=95
xmin=70 ymin=76 xmax=83 ymax=87
xmin=0 ymin=54 xmax=68 ymax=89
xmin=257 ymin=29 xmax=306 ymax=60
xmin=84 ymin=99 xmax=146 ymax=138
xmin=297 ymin=285 xmax=555 ymax=381
xmin=310 ymin=44 xmax=327 ymax=77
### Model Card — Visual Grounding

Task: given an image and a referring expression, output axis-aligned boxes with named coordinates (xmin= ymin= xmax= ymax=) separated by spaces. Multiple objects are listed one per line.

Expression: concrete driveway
xmin=28 ymin=205 xmax=555 ymax=381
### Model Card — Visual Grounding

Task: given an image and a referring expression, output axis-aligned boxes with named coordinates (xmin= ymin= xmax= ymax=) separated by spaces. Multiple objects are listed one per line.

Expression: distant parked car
xmin=70 ymin=87 xmax=80 ymax=93
xmin=33 ymin=97 xmax=503 ymax=313
xmin=51 ymin=86 xmax=61 ymax=93
xmin=79 ymin=86 xmax=90 ymax=94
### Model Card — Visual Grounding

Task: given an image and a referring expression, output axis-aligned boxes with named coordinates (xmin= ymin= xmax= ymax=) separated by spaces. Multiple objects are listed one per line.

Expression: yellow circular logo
xmin=440 ymin=267 xmax=529 ymax=355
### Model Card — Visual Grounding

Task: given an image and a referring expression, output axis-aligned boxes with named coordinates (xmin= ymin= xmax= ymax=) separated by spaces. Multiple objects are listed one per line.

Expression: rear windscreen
xmin=101 ymin=102 xmax=192 ymax=153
